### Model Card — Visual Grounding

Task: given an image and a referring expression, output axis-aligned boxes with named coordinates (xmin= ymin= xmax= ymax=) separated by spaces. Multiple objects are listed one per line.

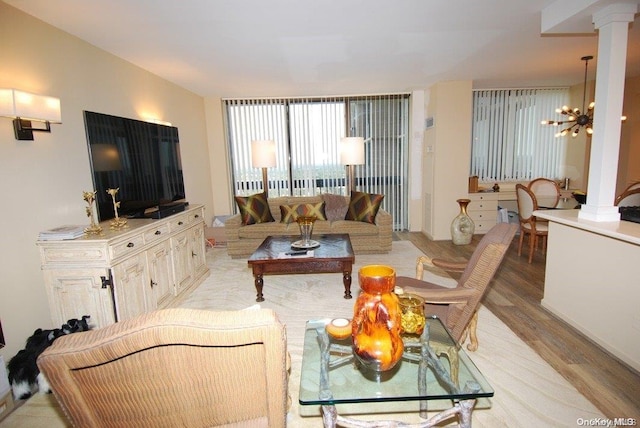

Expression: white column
xmin=579 ymin=3 xmax=637 ymax=221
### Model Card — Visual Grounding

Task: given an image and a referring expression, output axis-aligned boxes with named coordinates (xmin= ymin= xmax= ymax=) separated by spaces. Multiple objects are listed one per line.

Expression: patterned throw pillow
xmin=344 ymin=191 xmax=384 ymax=224
xmin=234 ymin=192 xmax=275 ymax=225
xmin=279 ymin=202 xmax=327 ymax=223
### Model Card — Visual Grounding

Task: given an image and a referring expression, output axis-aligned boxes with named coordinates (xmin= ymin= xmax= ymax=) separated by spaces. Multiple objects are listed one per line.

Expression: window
xmin=223 ymin=94 xmax=410 ymax=230
xmin=471 ymin=88 xmax=569 ymax=182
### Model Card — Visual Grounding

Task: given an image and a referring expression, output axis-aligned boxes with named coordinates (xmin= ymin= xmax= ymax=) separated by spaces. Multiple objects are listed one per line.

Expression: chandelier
xmin=542 ymin=56 xmax=595 ymax=138
xmin=542 ymin=55 xmax=627 ymax=138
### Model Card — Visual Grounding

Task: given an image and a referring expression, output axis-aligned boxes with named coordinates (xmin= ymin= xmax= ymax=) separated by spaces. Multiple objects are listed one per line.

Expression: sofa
xmin=225 ymin=193 xmax=393 ymax=258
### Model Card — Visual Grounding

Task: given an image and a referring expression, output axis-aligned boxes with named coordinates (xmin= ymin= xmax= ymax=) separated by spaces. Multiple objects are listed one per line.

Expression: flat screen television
xmin=84 ymin=111 xmax=186 ymax=221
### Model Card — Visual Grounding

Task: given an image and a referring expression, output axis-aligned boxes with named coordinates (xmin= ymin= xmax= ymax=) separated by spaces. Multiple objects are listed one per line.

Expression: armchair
xmin=37 ymin=308 xmax=289 ymax=428
xmin=395 ymin=223 xmax=517 ymax=351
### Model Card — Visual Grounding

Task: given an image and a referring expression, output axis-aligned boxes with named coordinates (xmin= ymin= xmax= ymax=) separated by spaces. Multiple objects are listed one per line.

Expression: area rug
xmin=1 ymin=242 xmax=604 ymax=427
xmin=180 ymin=242 xmax=605 ymax=427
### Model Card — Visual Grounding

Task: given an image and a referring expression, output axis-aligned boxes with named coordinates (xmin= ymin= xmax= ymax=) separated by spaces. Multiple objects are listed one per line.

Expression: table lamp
xmin=251 ymin=140 xmax=277 ymax=197
xmin=340 ymin=137 xmax=365 ymax=193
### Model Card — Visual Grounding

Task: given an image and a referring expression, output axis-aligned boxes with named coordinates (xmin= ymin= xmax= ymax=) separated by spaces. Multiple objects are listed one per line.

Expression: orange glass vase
xmin=351 ymin=265 xmax=404 ymax=372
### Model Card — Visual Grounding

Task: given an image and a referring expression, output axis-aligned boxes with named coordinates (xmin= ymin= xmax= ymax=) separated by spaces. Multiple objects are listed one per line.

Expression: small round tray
xmin=291 ymin=240 xmax=320 ymax=249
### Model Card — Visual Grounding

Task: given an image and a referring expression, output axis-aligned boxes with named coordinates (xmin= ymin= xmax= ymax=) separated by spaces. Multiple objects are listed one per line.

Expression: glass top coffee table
xmin=299 ymin=316 xmax=493 ymax=427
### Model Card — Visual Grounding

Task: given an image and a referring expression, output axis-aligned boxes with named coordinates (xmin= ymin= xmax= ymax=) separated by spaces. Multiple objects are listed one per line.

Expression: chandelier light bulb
xmin=621 ymin=115 xmax=627 ymax=122
xmin=587 ymin=127 xmax=593 ymax=135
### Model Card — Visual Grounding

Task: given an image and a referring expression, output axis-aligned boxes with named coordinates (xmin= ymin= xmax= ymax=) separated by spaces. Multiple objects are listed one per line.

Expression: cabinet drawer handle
xmin=155 ymin=230 xmax=162 ymax=235
xmin=150 ymin=279 xmax=157 ymax=289
xmin=178 ymin=221 xmax=184 ymax=226
xmin=127 ymin=242 xmax=134 ymax=248
xmin=192 ymin=251 xmax=197 ymax=258
xmin=194 ymin=214 xmax=200 ymax=218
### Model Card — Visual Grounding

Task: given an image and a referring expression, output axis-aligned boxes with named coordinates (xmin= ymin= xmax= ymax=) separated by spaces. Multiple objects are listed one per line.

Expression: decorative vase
xmin=296 ymin=215 xmax=317 ymax=246
xmin=351 ymin=265 xmax=404 ymax=372
xmin=398 ymin=293 xmax=426 ymax=335
xmin=451 ymin=198 xmax=475 ymax=245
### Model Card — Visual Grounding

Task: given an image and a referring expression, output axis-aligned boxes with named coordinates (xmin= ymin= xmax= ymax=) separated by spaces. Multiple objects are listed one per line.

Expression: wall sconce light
xmin=251 ymin=140 xmax=277 ymax=197
xmin=0 ymin=89 xmax=62 ymax=140
xmin=340 ymin=137 xmax=365 ymax=193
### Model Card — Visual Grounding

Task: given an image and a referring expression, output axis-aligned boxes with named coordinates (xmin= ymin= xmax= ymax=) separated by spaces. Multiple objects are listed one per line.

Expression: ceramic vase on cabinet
xmin=351 ymin=265 xmax=404 ymax=372
xmin=451 ymin=198 xmax=475 ymax=245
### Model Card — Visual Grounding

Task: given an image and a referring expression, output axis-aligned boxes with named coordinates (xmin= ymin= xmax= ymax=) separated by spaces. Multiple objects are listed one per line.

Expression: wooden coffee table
xmin=247 ymin=234 xmax=355 ymax=302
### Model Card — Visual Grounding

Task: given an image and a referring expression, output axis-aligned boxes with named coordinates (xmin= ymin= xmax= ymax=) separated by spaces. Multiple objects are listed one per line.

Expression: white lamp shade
xmin=0 ymin=89 xmax=61 ymax=123
xmin=251 ymin=140 xmax=277 ymax=168
xmin=340 ymin=137 xmax=365 ymax=165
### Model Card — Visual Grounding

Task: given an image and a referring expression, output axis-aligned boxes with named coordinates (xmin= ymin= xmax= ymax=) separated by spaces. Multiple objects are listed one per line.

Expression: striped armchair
xmin=37 ymin=308 xmax=289 ymax=428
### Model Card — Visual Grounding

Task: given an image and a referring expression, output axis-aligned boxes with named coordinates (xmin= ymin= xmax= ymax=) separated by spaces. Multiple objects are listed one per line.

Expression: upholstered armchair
xmin=37 ymin=308 xmax=289 ymax=428
xmin=395 ymin=223 xmax=517 ymax=351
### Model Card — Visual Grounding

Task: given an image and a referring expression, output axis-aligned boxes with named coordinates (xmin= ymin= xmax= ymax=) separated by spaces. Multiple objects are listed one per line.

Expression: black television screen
xmin=84 ymin=111 xmax=185 ymax=221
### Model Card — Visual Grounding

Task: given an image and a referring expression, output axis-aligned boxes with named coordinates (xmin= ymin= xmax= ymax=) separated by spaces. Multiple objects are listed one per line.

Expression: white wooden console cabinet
xmin=37 ymin=205 xmax=210 ymax=329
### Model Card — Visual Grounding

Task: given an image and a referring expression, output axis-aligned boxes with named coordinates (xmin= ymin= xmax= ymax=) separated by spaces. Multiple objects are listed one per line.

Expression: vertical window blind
xmin=223 ymin=94 xmax=410 ymax=230
xmin=471 ymin=88 xmax=569 ymax=182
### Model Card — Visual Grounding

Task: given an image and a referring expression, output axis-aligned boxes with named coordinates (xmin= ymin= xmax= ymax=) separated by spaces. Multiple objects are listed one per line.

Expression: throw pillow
xmin=279 ymin=202 xmax=327 ymax=223
xmin=345 ymin=190 xmax=384 ymax=224
xmin=234 ymin=192 xmax=274 ymax=225
xmin=321 ymin=193 xmax=349 ymax=222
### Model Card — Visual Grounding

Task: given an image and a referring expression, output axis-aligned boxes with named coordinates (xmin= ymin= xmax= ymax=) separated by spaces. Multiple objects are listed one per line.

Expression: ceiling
xmin=4 ymin=0 xmax=640 ymax=98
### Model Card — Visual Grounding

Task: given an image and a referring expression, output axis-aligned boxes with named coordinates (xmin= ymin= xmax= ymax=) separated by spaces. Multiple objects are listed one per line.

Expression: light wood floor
xmin=396 ymin=231 xmax=640 ymax=420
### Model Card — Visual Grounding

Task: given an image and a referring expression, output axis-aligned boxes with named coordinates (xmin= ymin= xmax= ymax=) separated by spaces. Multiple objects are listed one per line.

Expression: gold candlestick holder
xmin=83 ymin=190 xmax=103 ymax=235
xmin=107 ymin=188 xmax=128 ymax=230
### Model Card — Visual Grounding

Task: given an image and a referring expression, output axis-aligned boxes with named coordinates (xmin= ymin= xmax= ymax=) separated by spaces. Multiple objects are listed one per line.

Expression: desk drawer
xmin=473 ymin=221 xmax=496 ymax=233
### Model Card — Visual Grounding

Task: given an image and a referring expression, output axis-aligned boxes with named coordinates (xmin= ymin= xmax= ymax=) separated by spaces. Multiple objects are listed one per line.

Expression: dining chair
xmin=528 ymin=177 xmax=561 ymax=208
xmin=37 ymin=308 xmax=289 ymax=428
xmin=622 ymin=181 xmax=640 ymax=193
xmin=516 ymin=183 xmax=548 ymax=263
xmin=615 ymin=187 xmax=640 ymax=207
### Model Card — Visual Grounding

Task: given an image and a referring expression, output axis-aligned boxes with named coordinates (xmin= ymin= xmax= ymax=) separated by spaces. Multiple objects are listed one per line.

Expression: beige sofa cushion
xmin=330 ymin=219 xmax=379 ymax=236
xmin=321 ymin=193 xmax=350 ymax=221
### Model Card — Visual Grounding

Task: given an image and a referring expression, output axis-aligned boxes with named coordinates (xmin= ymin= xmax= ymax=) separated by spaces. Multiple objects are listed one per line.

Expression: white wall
xmin=204 ymin=97 xmax=234 ymax=216
xmin=422 ymin=81 xmax=473 ymax=240
xmin=0 ymin=3 xmax=214 ymax=360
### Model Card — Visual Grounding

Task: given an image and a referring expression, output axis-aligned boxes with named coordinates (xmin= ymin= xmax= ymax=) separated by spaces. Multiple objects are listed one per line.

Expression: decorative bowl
xmin=326 ymin=318 xmax=351 ymax=340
